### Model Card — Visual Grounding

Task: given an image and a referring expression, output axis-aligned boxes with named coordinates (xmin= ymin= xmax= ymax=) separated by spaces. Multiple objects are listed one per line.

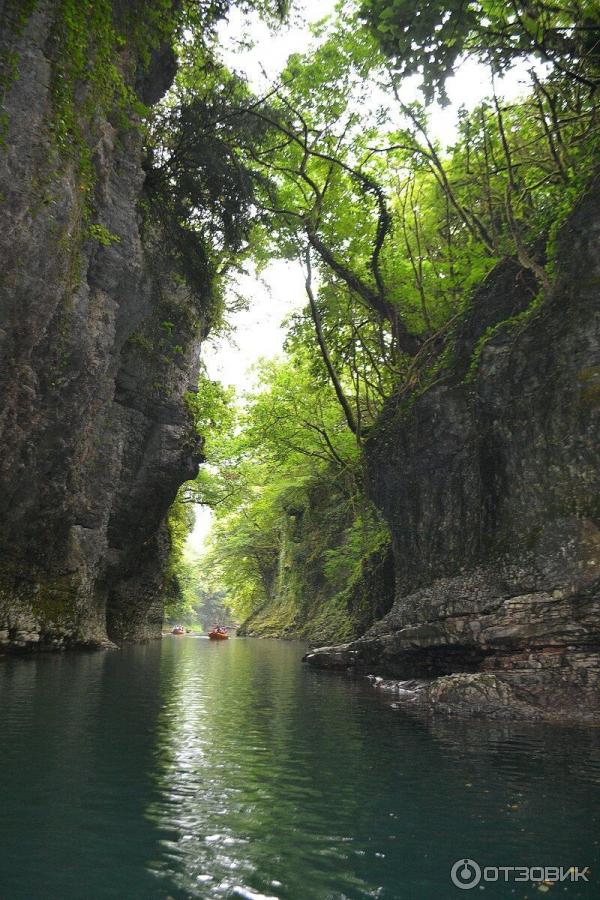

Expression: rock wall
xmin=0 ymin=2 xmax=206 ymax=648
xmin=306 ymin=181 xmax=600 ymax=721
xmin=239 ymin=477 xmax=395 ymax=643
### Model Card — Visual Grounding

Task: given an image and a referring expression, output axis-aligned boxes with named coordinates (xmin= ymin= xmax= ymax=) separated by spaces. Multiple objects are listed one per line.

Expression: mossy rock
xmin=578 ymin=366 xmax=600 ymax=409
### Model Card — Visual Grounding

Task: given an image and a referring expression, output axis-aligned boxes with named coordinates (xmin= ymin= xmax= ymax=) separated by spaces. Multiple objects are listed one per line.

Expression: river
xmin=0 ymin=637 xmax=599 ymax=899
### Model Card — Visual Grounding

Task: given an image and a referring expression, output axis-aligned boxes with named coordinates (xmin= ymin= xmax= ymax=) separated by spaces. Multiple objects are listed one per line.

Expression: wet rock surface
xmin=306 ymin=182 xmax=600 ymax=722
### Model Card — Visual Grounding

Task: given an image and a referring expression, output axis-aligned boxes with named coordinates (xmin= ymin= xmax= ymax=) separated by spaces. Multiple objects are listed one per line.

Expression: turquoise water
xmin=0 ymin=636 xmax=599 ymax=899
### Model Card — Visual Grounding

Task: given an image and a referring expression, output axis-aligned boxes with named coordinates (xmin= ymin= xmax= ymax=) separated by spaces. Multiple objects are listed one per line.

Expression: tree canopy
xmin=361 ymin=0 xmax=600 ymax=102
xmin=152 ymin=0 xmax=600 ymax=625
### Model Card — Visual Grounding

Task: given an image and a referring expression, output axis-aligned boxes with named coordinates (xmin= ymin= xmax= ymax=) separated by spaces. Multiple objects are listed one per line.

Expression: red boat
xmin=208 ymin=628 xmax=228 ymax=640
xmin=171 ymin=625 xmax=185 ymax=635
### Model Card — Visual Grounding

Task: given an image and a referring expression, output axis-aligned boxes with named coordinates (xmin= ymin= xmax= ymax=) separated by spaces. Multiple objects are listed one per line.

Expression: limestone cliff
xmin=306 ymin=181 xmax=600 ymax=722
xmin=238 ymin=478 xmax=395 ymax=643
xmin=0 ymin=2 xmax=205 ymax=648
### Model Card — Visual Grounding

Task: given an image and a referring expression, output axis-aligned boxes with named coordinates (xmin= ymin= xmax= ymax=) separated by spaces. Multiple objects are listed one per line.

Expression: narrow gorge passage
xmin=1 ymin=0 xmax=599 ymax=897
xmin=1 ymin=0 xmax=599 ymax=716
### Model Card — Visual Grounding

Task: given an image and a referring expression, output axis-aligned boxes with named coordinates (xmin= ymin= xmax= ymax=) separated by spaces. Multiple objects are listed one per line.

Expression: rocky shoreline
xmin=303 ymin=518 xmax=600 ymax=722
xmin=304 ymin=651 xmax=600 ymax=722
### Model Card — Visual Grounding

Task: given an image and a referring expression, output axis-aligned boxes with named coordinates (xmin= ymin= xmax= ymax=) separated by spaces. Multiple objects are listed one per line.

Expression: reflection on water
xmin=1 ymin=637 xmax=599 ymax=899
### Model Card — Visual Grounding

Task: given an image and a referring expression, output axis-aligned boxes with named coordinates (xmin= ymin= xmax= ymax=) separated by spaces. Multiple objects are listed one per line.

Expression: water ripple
xmin=1 ymin=638 xmax=599 ymax=899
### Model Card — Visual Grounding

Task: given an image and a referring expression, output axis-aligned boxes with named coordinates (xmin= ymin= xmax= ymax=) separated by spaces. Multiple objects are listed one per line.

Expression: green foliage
xmin=243 ymin=14 xmax=597 ymax=398
xmin=49 ymin=0 xmax=133 ymax=195
xmin=194 ymin=342 xmax=391 ymax=627
xmin=164 ymin=547 xmax=231 ymax=629
xmin=144 ymin=0 xmax=599 ymax=637
xmin=163 ymin=367 xmax=236 ymax=617
xmin=143 ymin=61 xmax=276 ymax=303
xmin=164 ymin=490 xmax=194 ymax=616
xmin=184 ymin=365 xmax=236 ymax=458
xmin=133 ymin=0 xmax=291 ymax=309
xmin=87 ymin=223 xmax=121 ymax=246
xmin=44 ymin=0 xmax=286 ymax=249
xmin=361 ymin=0 xmax=600 ymax=102
xmin=322 ymin=509 xmax=389 ymax=586
xmin=175 ymin=0 xmax=598 ymax=637
xmin=175 ymin=6 xmax=594 ymax=400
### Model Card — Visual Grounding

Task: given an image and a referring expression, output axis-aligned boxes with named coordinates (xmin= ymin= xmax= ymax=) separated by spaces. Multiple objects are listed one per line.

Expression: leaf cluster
xmin=361 ymin=0 xmax=600 ymax=102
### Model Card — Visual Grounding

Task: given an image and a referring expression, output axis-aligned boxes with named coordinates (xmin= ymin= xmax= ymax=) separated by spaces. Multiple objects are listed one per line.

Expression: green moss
xmin=242 ymin=596 xmax=301 ymax=637
xmin=87 ymin=223 xmax=121 ymax=246
xmin=0 ymin=568 xmax=79 ymax=637
xmin=48 ymin=1 xmax=123 ymax=211
xmin=127 ymin=332 xmax=155 ymax=353
xmin=464 ymin=290 xmax=545 ymax=383
xmin=298 ymin=591 xmax=355 ymax=643
xmin=46 ymin=0 xmax=177 ymax=220
xmin=34 ymin=576 xmax=78 ymax=629
xmin=152 ymin=380 xmax=172 ymax=397
xmin=235 ymin=478 xmax=393 ymax=644
xmin=0 ymin=1 xmax=38 ymax=146
xmin=578 ymin=366 xmax=600 ymax=409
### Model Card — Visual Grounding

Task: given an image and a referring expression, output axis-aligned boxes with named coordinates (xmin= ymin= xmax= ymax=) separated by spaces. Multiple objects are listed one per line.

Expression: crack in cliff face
xmin=305 ymin=182 xmax=600 ymax=722
xmin=0 ymin=2 xmax=206 ymax=650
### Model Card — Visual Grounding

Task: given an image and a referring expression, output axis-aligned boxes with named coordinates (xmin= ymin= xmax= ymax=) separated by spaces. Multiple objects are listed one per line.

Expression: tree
xmin=361 ymin=0 xmax=600 ymax=102
xmin=163 ymin=0 xmax=600 ymax=627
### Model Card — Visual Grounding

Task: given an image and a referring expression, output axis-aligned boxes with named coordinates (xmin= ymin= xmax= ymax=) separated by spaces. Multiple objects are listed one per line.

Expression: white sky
xmin=186 ymin=0 xmax=539 ymax=554
xmin=201 ymin=260 xmax=304 ymax=391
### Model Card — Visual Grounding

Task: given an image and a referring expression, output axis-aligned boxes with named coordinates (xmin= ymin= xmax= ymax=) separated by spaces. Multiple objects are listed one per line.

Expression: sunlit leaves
xmin=361 ymin=0 xmax=600 ymax=102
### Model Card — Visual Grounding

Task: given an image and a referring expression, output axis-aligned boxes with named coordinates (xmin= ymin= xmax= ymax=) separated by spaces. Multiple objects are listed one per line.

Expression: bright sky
xmin=186 ymin=0 xmax=540 ymax=554
xmin=201 ymin=260 xmax=304 ymax=391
